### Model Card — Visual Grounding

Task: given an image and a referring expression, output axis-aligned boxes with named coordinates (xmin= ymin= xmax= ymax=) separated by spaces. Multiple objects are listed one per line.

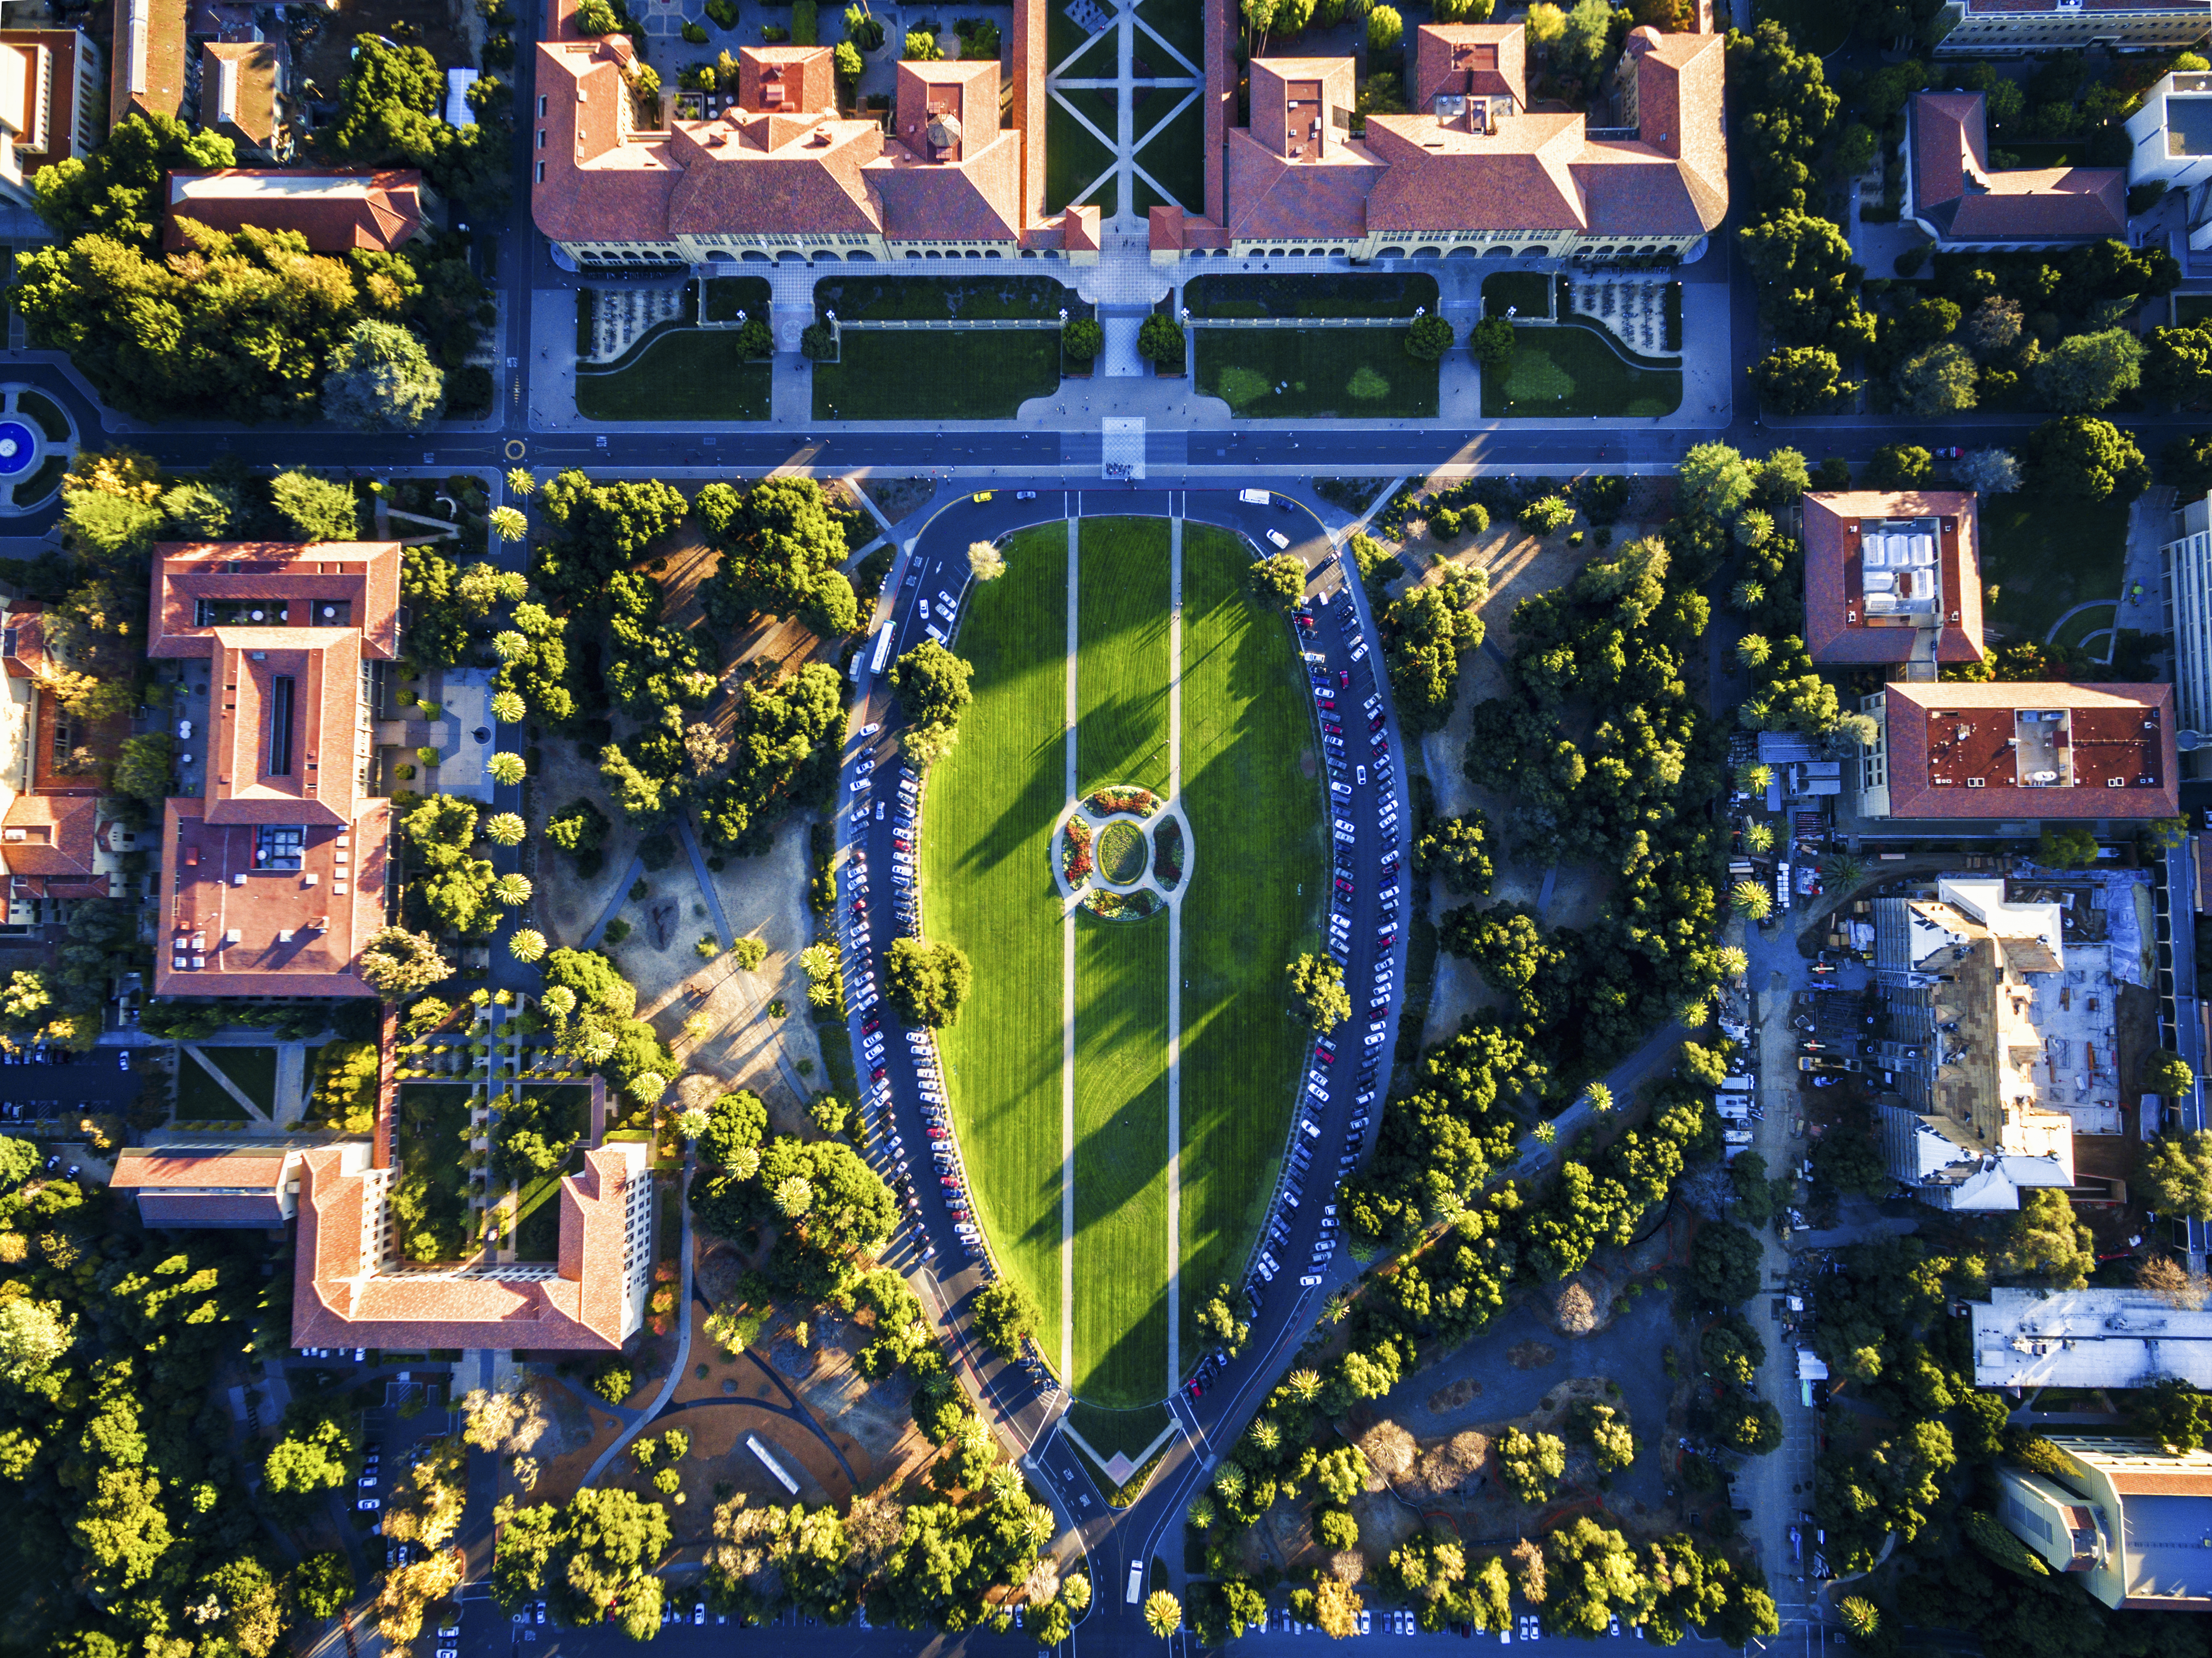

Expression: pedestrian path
xmin=1060 ymin=515 xmax=1080 ymax=1388
xmin=1046 ymin=0 xmax=1202 ymax=222
xmin=1163 ymin=511 xmax=1185 ymax=1397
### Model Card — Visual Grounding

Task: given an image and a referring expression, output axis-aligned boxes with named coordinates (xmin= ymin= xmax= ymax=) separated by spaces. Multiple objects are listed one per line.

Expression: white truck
xmin=1239 ymin=489 xmax=1271 ymax=505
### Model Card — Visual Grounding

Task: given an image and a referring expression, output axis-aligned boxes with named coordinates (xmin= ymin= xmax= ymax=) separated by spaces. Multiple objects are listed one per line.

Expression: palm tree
xmin=1714 ymin=945 xmax=1748 ymax=982
xmin=1144 ymin=1592 xmax=1182 ymax=1639
xmin=1731 ymin=880 xmax=1774 ymax=921
xmin=492 ymin=873 xmax=533 ymax=906
xmin=1735 ymin=633 xmax=1771 ymax=670
xmin=1823 ymin=854 xmax=1867 ymax=893
xmin=1743 ymin=821 xmax=1775 ymax=854
xmin=1581 ymin=1082 xmax=1614 ymax=1116
xmin=628 ymin=1069 xmax=667 ymax=1104
xmin=774 ymin=1175 xmax=814 ymax=1217
xmin=505 ymin=467 xmax=538 ymax=497
xmin=487 ymin=505 xmax=528 ymax=543
xmin=490 ymin=690 xmax=526 ymax=724
xmin=1187 ymin=1495 xmax=1217 ymax=1531
xmin=1248 ymin=1418 xmax=1280 ymax=1454
xmin=1287 ymin=1369 xmax=1322 ymax=1404
xmin=1735 ymin=762 xmax=1773 ymax=796
xmin=509 ymin=928 xmax=547 ymax=963
xmin=492 ymin=630 xmax=530 ymax=662
xmin=487 ymin=751 xmax=527 ymax=787
xmin=485 ymin=813 xmax=526 ymax=847
xmin=1532 ymin=1121 xmax=1557 ymax=1145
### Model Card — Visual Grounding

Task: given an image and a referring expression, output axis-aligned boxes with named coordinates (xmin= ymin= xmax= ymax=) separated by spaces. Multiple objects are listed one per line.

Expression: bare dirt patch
xmin=1424 ymin=1376 xmax=1482 ymax=1414
xmin=857 ymin=474 xmax=937 ymax=524
xmin=1506 ymin=1339 xmax=1557 ymax=1371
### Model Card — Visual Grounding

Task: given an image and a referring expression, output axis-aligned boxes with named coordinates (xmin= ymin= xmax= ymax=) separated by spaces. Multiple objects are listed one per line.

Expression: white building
xmin=1974 ymin=1287 xmax=2212 ymax=1390
xmin=2160 ymin=492 xmax=2212 ymax=778
xmin=1937 ymin=0 xmax=2212 ymax=56
xmin=1996 ymin=1435 xmax=2212 ymax=1611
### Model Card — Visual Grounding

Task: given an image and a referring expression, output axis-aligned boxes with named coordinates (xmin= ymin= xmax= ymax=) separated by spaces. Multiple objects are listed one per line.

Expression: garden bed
xmin=702 ymin=274 xmax=771 ymax=322
xmin=1096 ymin=821 xmax=1146 ymax=884
xmin=1195 ymin=328 xmax=1438 ymax=419
xmin=1482 ymin=270 xmax=1553 ymax=318
xmin=1151 ymin=816 xmax=1183 ymax=887
xmin=1480 ymin=318 xmax=1681 ymax=418
xmin=394 ymin=1083 xmax=478 ymax=1263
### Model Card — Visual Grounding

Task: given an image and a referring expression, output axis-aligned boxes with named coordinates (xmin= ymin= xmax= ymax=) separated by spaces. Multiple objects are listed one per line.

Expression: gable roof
xmin=1911 ymin=91 xmax=2126 ymax=242
xmin=201 ymin=41 xmax=280 ymax=152
xmin=1877 ymin=680 xmax=2180 ymax=821
xmin=0 ymin=791 xmax=97 ymax=879
xmin=163 ymin=169 xmax=430 ymax=252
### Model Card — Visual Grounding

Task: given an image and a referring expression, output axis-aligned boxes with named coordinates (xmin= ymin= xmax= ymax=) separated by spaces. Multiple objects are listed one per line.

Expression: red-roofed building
xmin=0 ymin=29 xmax=104 ymax=208
xmin=110 ymin=1143 xmax=302 ymax=1229
xmin=150 ymin=541 xmax=403 ymax=998
xmin=1803 ymin=491 xmax=1984 ymax=670
xmin=162 ymin=169 xmax=435 ymax=253
xmin=289 ymin=1139 xmax=652 ymax=1353
xmin=1854 ymin=680 xmax=2180 ymax=822
xmin=1910 ymin=90 xmax=2127 ymax=246
xmin=1935 ymin=0 xmax=2210 ymax=58
xmin=0 ymin=600 xmax=130 ymax=925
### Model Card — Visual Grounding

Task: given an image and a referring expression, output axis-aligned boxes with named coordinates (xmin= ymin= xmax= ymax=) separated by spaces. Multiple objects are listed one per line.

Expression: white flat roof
xmin=1974 ymin=1287 xmax=2212 ymax=1391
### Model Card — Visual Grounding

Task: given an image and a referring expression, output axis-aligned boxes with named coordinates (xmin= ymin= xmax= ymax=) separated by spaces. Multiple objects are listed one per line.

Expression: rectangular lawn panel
xmin=1047 ymin=94 xmax=1120 ymax=214
xmin=702 ymin=275 xmax=771 ymax=322
xmin=811 ymin=274 xmax=1074 ymax=321
xmin=174 ymin=1048 xmax=252 ymax=1121
xmin=1481 ymin=271 xmax=1553 ymax=317
xmin=1072 ymin=910 xmax=1171 ymax=1407
xmin=396 ymin=1084 xmax=478 ymax=1263
xmin=1133 ymin=0 xmax=1202 ymax=66
xmin=1132 ymin=96 xmax=1204 ymax=214
xmin=923 ymin=524 xmax=1071 ymax=1369
xmin=1481 ymin=319 xmax=1681 ymax=418
xmin=1176 ymin=524 xmax=1325 ymax=1365
xmin=1078 ymin=518 xmax=1172 ymax=794
xmin=1195 ymin=327 xmax=1438 ymax=419
xmin=812 ymin=332 xmax=1061 ymax=420
xmin=575 ymin=331 xmax=771 ymax=421
xmin=1978 ymin=492 xmax=2128 ymax=646
xmin=204 ymin=1045 xmax=279 ymax=1112
xmin=1187 ymin=272 xmax=1440 ymax=319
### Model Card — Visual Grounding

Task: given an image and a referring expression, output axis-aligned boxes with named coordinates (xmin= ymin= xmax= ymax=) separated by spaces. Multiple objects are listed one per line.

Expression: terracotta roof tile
xmin=2 ymin=603 xmax=49 ymax=679
xmin=664 ymin=115 xmax=884 ymax=235
xmin=111 ymin=1145 xmax=291 ymax=1190
xmin=201 ymin=41 xmax=280 ymax=153
xmin=867 ymin=130 xmax=1024 ymax=240
xmin=1412 ymin=24 xmax=1526 ymax=110
xmin=149 ymin=540 xmax=402 ymax=662
xmin=111 ymin=0 xmax=189 ymax=128
xmin=1804 ymin=490 xmax=1985 ymax=666
xmin=162 ymin=169 xmax=430 ymax=252
xmin=1877 ymin=681 xmax=2179 ymax=821
xmin=1 ymin=792 xmax=97 ymax=878
xmin=1225 ymin=127 xmax=1381 ymax=239
xmin=136 ymin=1193 xmax=288 ymax=1226
xmin=1911 ymin=91 xmax=2125 ymax=242
xmin=738 ymin=45 xmax=835 ymax=115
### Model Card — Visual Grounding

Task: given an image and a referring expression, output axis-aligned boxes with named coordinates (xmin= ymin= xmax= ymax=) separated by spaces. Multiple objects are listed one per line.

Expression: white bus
xmin=869 ymin=623 xmax=894 ymax=676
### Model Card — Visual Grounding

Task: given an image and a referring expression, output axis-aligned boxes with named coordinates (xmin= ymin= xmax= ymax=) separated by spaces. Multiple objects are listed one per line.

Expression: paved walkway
xmin=181 ymin=1044 xmax=274 ymax=1125
xmin=1061 ymin=515 xmax=1080 ymax=1387
xmin=1047 ymin=0 xmax=1203 ymax=223
xmin=676 ymin=817 xmax=735 ymax=952
xmin=1163 ymin=512 xmax=1185 ymax=1394
xmin=581 ymin=853 xmax=647 ymax=948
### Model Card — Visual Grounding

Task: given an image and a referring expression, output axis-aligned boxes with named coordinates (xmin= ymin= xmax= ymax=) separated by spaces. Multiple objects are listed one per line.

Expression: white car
xmin=1299 ymin=1272 xmax=1323 ymax=1287
xmin=356 ymin=1498 xmax=380 ymax=1511
xmin=1358 ymin=1612 xmax=1371 ymax=1636
xmin=861 ymin=722 xmax=880 ymax=736
xmin=693 ymin=1605 xmax=707 ymax=1626
xmin=1266 ymin=528 xmax=1292 ymax=549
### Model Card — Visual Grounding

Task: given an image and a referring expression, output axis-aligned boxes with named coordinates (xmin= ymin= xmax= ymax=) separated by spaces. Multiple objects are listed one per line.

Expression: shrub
xmin=1063 ymin=318 xmax=1104 ymax=362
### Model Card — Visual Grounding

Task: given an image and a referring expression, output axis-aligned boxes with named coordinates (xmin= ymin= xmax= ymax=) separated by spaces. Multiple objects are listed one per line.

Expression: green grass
xmin=1066 ymin=1398 xmax=1174 ymax=1464
xmin=1072 ymin=910 xmax=1171 ymax=1406
xmin=1482 ymin=318 xmax=1682 ymax=418
xmin=1177 ymin=525 xmax=1323 ymax=1364
xmin=15 ymin=389 xmax=68 ymax=442
xmin=1132 ymin=95 xmax=1204 ymax=214
xmin=1482 ymin=270 xmax=1553 ymax=318
xmin=1133 ymin=0 xmax=1203 ymax=67
xmin=576 ymin=331 xmax=772 ymax=420
xmin=1978 ymin=492 xmax=2130 ymax=645
xmin=1078 ymin=518 xmax=1172 ymax=794
xmin=702 ymin=275 xmax=771 ymax=322
xmin=1048 ymin=0 xmax=1119 ymax=77
xmin=812 ymin=274 xmax=1072 ymax=321
xmin=1097 ymin=821 xmax=1147 ymax=883
xmin=397 ymin=1084 xmax=477 ymax=1263
xmin=174 ymin=1048 xmax=253 ymax=1122
xmin=925 ymin=524 xmax=1071 ymax=1373
xmin=1195 ymin=327 xmax=1439 ymax=419
xmin=813 ymin=332 xmax=1061 ymax=420
xmin=1047 ymin=92 xmax=1119 ymax=213
xmin=14 ymin=454 xmax=65 ymax=504
xmin=1186 ymin=271 xmax=1439 ymax=320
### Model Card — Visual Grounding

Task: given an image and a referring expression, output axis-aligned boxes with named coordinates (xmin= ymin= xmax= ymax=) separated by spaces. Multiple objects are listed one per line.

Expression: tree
xmin=903 ymin=27 xmax=942 ymax=57
xmin=968 ymin=540 xmax=1005 ymax=582
xmin=2027 ymin=416 xmax=2148 ymax=503
xmin=1063 ymin=317 xmax=1103 ymax=362
xmin=322 ymin=318 xmax=445 ymax=430
xmin=1893 ymin=343 xmax=1976 ymax=417
xmin=1195 ymin=1282 xmax=1251 ymax=1356
xmin=493 ymin=1488 xmax=673 ymax=1630
xmin=1312 ymin=1578 xmax=1364 ymax=1639
xmin=1249 ymin=552 xmax=1307 ymax=609
xmin=1867 ymin=444 xmax=1932 ymax=489
xmin=270 ymin=470 xmax=362 ymax=542
xmin=1688 ymin=1222 xmax=1761 ymax=1307
xmin=1555 ymin=0 xmax=1611 ymax=80
xmin=1405 ymin=313 xmax=1454 ymax=360
xmin=2146 ymin=324 xmax=2212 ymax=406
xmin=971 ymin=1280 xmax=1039 ymax=1362
xmin=1143 ymin=1589 xmax=1184 ymax=1638
xmin=2034 ymin=327 xmax=2145 ymax=413
xmin=509 ymin=929 xmax=548 ymax=964
xmin=358 ymin=926 xmax=454 ymax=996
xmin=2134 ymin=1377 xmax=2212 ymax=1450
xmin=1956 ymin=447 xmax=2022 ymax=495
xmin=1287 ymin=953 xmax=1351 ymax=1030
xmin=1721 ymin=1397 xmax=1784 ymax=1455
xmin=1367 ymin=3 xmax=1403 ymax=49
xmin=891 ymin=640 xmax=973 ymax=759
xmin=1753 ymin=345 xmax=1850 ymax=413
xmin=1470 ymin=316 xmax=1516 ymax=368
xmin=488 ymin=505 xmax=528 ymax=543
xmin=265 ymin=1413 xmax=358 ymax=1494
xmin=1496 ymin=1427 xmax=1565 ymax=1504
xmin=1731 ymin=881 xmax=1772 ymax=921
xmin=0 ymin=1296 xmax=75 ymax=1385
xmin=292 ymin=1551 xmax=355 ymax=1620
xmin=1413 ymin=812 xmax=1493 ymax=895
xmin=1137 ymin=313 xmax=1185 ymax=366
xmin=1737 ymin=211 xmax=1871 ymax=357
xmin=1544 ymin=1518 xmax=1650 ymax=1636
xmin=2000 ymin=1188 xmax=2094 ymax=1288
xmin=2141 ymin=1130 xmax=2212 ymax=1220
xmin=885 ymin=938 xmax=970 ymax=1028
xmin=2144 ymin=1050 xmax=2198 ymax=1101
xmin=1678 ymin=443 xmax=1754 ymax=519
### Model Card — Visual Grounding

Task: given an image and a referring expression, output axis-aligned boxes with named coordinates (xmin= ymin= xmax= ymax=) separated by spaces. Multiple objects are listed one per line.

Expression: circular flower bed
xmin=1096 ymin=820 xmax=1147 ymax=885
xmin=1062 ymin=816 xmax=1093 ymax=881
xmin=1152 ymin=817 xmax=1184 ymax=888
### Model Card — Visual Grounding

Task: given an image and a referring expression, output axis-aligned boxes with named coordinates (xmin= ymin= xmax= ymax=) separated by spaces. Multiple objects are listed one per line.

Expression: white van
xmin=1239 ymin=489 xmax=1271 ymax=505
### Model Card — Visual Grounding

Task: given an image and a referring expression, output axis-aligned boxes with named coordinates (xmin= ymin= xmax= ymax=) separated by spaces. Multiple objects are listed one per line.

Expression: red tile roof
xmin=162 ymin=169 xmax=431 ymax=253
xmin=1224 ymin=127 xmax=1382 ymax=240
xmin=111 ymin=0 xmax=189 ymax=128
xmin=1803 ymin=490 xmax=1985 ymax=666
xmin=1 ymin=604 xmax=49 ymax=679
xmin=1911 ymin=91 xmax=2126 ymax=243
xmin=290 ymin=1142 xmax=646 ymax=1353
xmin=737 ymin=45 xmax=835 ymax=115
xmin=1 ymin=792 xmax=97 ymax=880
xmin=112 ymin=1145 xmax=290 ymax=1189
xmin=1411 ymin=24 xmax=1526 ymax=111
xmin=136 ymin=1192 xmax=289 ymax=1226
xmin=0 ymin=30 xmax=93 ymax=176
xmin=201 ymin=41 xmax=281 ymax=154
xmin=149 ymin=541 xmax=402 ymax=662
xmin=1876 ymin=681 xmax=2180 ymax=821
xmin=663 ymin=116 xmax=884 ymax=236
